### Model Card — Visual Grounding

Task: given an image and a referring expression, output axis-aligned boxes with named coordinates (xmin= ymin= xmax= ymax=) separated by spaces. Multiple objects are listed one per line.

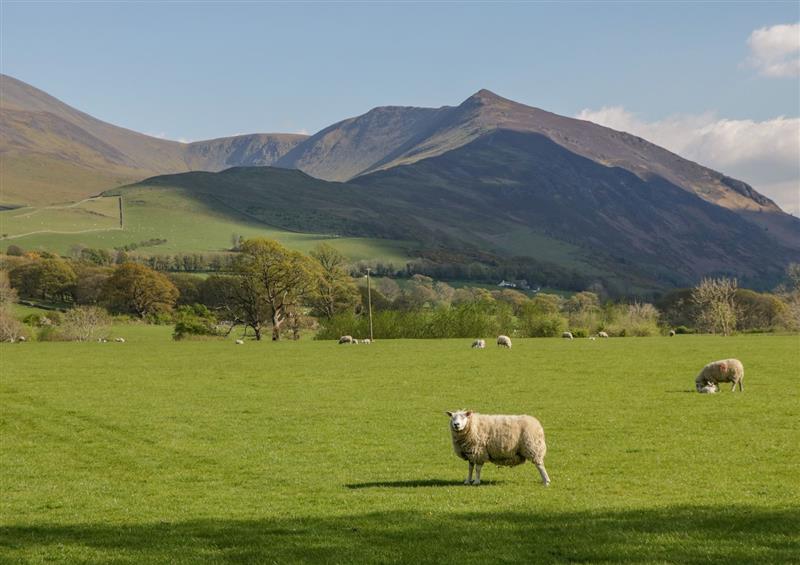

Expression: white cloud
xmin=575 ymin=106 xmax=800 ymax=215
xmin=746 ymin=22 xmax=800 ymax=77
xmin=294 ymin=128 xmax=309 ymax=135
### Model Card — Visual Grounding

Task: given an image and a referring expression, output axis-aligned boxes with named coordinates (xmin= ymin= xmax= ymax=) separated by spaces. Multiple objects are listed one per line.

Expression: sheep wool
xmin=562 ymin=332 xmax=574 ymax=339
xmin=598 ymin=331 xmax=609 ymax=338
xmin=338 ymin=335 xmax=353 ymax=344
xmin=695 ymin=358 xmax=744 ymax=393
xmin=446 ymin=410 xmax=550 ymax=486
xmin=496 ymin=335 xmax=512 ymax=348
xmin=472 ymin=339 xmax=486 ymax=349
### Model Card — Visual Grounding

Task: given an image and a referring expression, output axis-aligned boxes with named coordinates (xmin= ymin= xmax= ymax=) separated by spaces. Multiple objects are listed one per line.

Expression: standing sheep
xmin=669 ymin=330 xmax=676 ymax=337
xmin=235 ymin=339 xmax=244 ymax=345
xmin=471 ymin=339 xmax=486 ymax=349
xmin=598 ymin=331 xmax=609 ymax=338
xmin=496 ymin=335 xmax=512 ymax=348
xmin=562 ymin=332 xmax=574 ymax=339
xmin=338 ymin=335 xmax=353 ymax=344
xmin=446 ymin=410 xmax=550 ymax=486
xmin=695 ymin=359 xmax=744 ymax=393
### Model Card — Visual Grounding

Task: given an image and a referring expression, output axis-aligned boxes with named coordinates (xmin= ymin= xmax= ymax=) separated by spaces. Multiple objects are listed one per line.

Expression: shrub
xmin=173 ymin=305 xmax=219 ymax=340
xmin=61 ymin=306 xmax=112 ymax=342
xmin=0 ymin=308 xmax=28 ymax=342
xmin=37 ymin=325 xmax=66 ymax=342
xmin=571 ymin=329 xmax=587 ymax=338
xmin=674 ymin=325 xmax=693 ymax=334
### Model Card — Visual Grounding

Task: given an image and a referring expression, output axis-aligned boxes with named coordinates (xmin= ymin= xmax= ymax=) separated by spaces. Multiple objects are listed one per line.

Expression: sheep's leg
xmin=473 ymin=464 xmax=483 ymax=485
xmin=534 ymin=462 xmax=551 ymax=486
xmin=464 ymin=462 xmax=474 ymax=485
xmin=731 ymin=381 xmax=737 ymax=393
xmin=739 ymin=380 xmax=744 ymax=392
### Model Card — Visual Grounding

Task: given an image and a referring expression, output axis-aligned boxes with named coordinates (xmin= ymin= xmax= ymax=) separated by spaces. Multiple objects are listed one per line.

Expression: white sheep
xmin=446 ymin=410 xmax=550 ymax=486
xmin=496 ymin=335 xmax=512 ymax=348
xmin=562 ymin=332 xmax=573 ymax=339
xmin=114 ymin=337 xmax=125 ymax=343
xmin=235 ymin=339 xmax=244 ymax=345
xmin=598 ymin=331 xmax=609 ymax=338
xmin=338 ymin=335 xmax=353 ymax=344
xmin=669 ymin=330 xmax=676 ymax=337
xmin=471 ymin=339 xmax=486 ymax=349
xmin=362 ymin=338 xmax=371 ymax=344
xmin=695 ymin=358 xmax=744 ymax=393
xmin=17 ymin=336 xmax=26 ymax=342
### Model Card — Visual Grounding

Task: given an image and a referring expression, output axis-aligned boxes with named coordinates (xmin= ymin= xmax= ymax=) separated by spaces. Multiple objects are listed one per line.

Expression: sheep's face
xmin=446 ymin=410 xmax=472 ymax=432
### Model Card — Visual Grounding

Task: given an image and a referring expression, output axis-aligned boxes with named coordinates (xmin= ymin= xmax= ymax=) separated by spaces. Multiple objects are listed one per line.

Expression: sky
xmin=2 ymin=1 xmax=799 ymax=213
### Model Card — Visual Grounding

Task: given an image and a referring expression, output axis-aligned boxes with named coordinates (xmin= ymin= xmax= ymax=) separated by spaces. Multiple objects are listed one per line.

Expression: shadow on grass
xmin=665 ymin=389 xmax=695 ymax=393
xmin=1 ymin=505 xmax=797 ymax=563
xmin=345 ymin=479 xmax=502 ymax=489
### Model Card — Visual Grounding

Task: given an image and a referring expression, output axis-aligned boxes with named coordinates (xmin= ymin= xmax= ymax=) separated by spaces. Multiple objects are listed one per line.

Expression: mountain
xmin=276 ymin=89 xmax=798 ymax=250
xmin=3 ymin=76 xmax=799 ymax=291
xmin=112 ymin=144 xmax=796 ymax=291
xmin=0 ymin=74 xmax=307 ymax=205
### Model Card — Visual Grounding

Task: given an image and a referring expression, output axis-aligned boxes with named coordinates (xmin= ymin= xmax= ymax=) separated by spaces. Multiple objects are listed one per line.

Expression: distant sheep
xmin=235 ymin=339 xmax=244 ymax=345
xmin=472 ymin=339 xmax=486 ymax=349
xmin=114 ymin=337 xmax=125 ymax=343
xmin=362 ymin=338 xmax=371 ymax=344
xmin=598 ymin=331 xmax=609 ymax=338
xmin=496 ymin=335 xmax=512 ymax=348
xmin=446 ymin=410 xmax=550 ymax=486
xmin=695 ymin=359 xmax=744 ymax=393
xmin=17 ymin=336 xmax=26 ymax=342
xmin=669 ymin=330 xmax=676 ymax=337
xmin=338 ymin=335 xmax=353 ymax=344
xmin=562 ymin=332 xmax=573 ymax=339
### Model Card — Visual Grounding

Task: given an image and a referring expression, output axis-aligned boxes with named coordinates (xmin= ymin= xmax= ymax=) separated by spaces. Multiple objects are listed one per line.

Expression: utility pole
xmin=366 ymin=267 xmax=374 ymax=341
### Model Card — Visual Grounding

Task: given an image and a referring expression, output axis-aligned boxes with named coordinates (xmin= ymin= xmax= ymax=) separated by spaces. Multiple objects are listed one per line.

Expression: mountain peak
xmin=466 ymin=89 xmax=506 ymax=105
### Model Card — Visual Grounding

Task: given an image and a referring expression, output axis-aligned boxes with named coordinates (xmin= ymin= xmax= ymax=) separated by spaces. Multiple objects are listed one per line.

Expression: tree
xmin=10 ymin=258 xmax=76 ymax=302
xmin=0 ymin=270 xmax=18 ymax=307
xmin=104 ymin=263 xmax=179 ymax=318
xmin=6 ymin=244 xmax=24 ymax=257
xmin=61 ymin=306 xmax=112 ymax=341
xmin=73 ymin=265 xmax=112 ymax=305
xmin=308 ymin=243 xmax=358 ymax=319
xmin=692 ymin=277 xmax=738 ymax=335
xmin=376 ymin=277 xmax=401 ymax=301
xmin=232 ymin=238 xmax=318 ymax=340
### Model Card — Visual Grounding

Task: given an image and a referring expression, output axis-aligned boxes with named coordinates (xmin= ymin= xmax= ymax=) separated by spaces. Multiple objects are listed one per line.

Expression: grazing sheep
xmin=589 ymin=337 xmax=596 ymax=341
xmin=446 ymin=410 xmax=550 ymax=486
xmin=695 ymin=359 xmax=744 ymax=393
xmin=669 ymin=330 xmax=676 ymax=337
xmin=496 ymin=335 xmax=512 ymax=348
xmin=598 ymin=331 xmax=609 ymax=338
xmin=338 ymin=335 xmax=353 ymax=344
xmin=472 ymin=339 xmax=486 ymax=349
xmin=562 ymin=332 xmax=573 ymax=339
xmin=235 ymin=339 xmax=244 ymax=345
xmin=114 ymin=337 xmax=125 ymax=343
xmin=17 ymin=336 xmax=26 ymax=342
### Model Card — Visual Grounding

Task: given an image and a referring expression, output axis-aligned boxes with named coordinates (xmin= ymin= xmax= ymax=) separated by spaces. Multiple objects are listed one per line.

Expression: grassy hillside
xmin=2 ymin=332 xmax=798 ymax=563
xmin=0 ymin=188 xmax=412 ymax=264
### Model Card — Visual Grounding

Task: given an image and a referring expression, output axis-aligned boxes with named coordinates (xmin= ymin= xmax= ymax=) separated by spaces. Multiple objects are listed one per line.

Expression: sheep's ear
xmin=465 ymin=411 xmax=473 ymax=417
xmin=445 ymin=411 xmax=453 ymax=417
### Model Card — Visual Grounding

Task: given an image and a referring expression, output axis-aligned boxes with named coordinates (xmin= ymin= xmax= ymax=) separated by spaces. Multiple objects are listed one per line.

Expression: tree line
xmin=1 ymin=240 xmax=798 ymax=342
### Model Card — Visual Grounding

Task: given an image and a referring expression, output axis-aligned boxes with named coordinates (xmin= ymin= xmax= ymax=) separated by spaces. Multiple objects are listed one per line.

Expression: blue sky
xmin=2 ymin=1 xmax=799 ymax=212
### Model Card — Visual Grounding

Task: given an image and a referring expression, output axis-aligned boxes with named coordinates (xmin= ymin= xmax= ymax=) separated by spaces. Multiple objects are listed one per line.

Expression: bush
xmin=0 ymin=308 xmax=28 ymax=342
xmin=22 ymin=311 xmax=61 ymax=327
xmin=61 ymin=306 xmax=112 ymax=342
xmin=571 ymin=329 xmax=587 ymax=338
xmin=674 ymin=325 xmax=693 ymax=335
xmin=173 ymin=305 xmax=219 ymax=340
xmin=37 ymin=325 xmax=66 ymax=342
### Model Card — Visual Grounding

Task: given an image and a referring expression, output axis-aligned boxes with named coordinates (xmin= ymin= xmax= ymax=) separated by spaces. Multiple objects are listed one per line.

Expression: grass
xmin=0 ymin=197 xmax=121 ymax=238
xmin=1 ymin=331 xmax=798 ymax=563
xmin=0 ymin=189 xmax=413 ymax=264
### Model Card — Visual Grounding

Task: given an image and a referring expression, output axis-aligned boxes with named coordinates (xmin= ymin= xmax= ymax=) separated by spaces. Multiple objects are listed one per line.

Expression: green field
xmin=1 ymin=331 xmax=798 ymax=563
xmin=0 ymin=190 xmax=413 ymax=264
